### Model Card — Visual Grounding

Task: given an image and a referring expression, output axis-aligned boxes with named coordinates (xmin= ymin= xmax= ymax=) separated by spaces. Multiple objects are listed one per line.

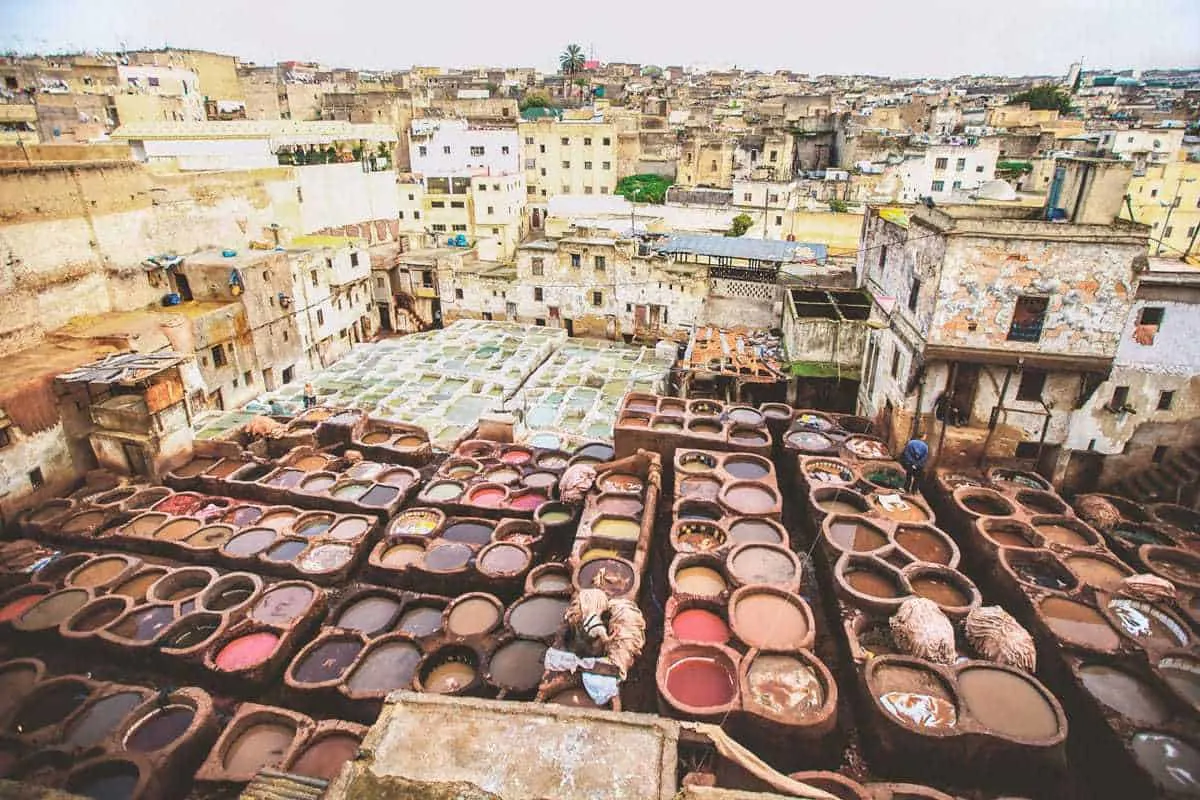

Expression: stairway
xmin=1112 ymin=444 xmax=1200 ymax=505
xmin=239 ymin=769 xmax=328 ymax=800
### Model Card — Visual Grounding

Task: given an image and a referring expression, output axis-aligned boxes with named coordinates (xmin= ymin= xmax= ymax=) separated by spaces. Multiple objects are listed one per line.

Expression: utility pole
xmin=1156 ymin=176 xmax=1195 ymax=256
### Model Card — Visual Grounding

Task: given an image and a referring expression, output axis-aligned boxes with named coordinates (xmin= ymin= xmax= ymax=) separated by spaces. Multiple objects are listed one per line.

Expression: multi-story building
xmin=114 ymin=65 xmax=205 ymax=123
xmin=519 ymin=111 xmax=618 ymax=200
xmin=1121 ymin=157 xmax=1200 ymax=259
xmin=677 ymin=133 xmax=735 ymax=189
xmin=857 ymin=158 xmax=1150 ymax=481
xmin=889 ymin=141 xmax=999 ymax=203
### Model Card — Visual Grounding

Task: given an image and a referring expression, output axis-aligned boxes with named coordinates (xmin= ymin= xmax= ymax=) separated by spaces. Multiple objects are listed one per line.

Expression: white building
xmin=891 ymin=143 xmax=999 ymax=203
xmin=409 ymin=119 xmax=520 ymax=177
xmin=1098 ymin=127 xmax=1186 ymax=165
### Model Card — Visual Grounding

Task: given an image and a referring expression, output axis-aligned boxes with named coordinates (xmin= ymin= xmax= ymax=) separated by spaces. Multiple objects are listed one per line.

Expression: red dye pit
xmin=215 ymin=631 xmax=280 ymax=670
xmin=672 ymin=609 xmax=729 ymax=643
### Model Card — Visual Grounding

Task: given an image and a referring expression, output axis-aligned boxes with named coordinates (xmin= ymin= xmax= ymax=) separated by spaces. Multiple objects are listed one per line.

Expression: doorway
xmin=378 ymin=303 xmax=393 ymax=332
xmin=564 ymin=318 xmax=575 ymax=337
xmin=948 ymin=363 xmax=981 ymax=425
xmin=122 ymin=442 xmax=149 ymax=476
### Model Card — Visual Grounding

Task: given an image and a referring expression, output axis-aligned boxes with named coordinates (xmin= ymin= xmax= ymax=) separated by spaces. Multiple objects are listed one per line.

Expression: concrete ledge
xmin=324 ymin=691 xmax=679 ymax=800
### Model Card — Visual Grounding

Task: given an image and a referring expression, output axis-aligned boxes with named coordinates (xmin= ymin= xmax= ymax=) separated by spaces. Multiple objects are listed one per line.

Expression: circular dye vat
xmin=507 ymin=491 xmax=548 ymax=512
xmin=484 ymin=467 xmax=521 ymax=485
xmin=389 ymin=511 xmax=440 ymax=537
xmin=61 ymin=511 xmax=107 ymax=534
xmin=651 ymin=417 xmax=683 ymax=431
xmin=360 ymin=485 xmax=401 ymax=507
xmin=787 ymin=430 xmax=834 ymax=451
xmin=672 ymin=608 xmax=729 ymax=643
xmin=160 ymin=615 xmax=221 ymax=651
xmin=1146 ymin=549 xmax=1200 ymax=588
xmin=746 ymin=654 xmax=825 ymax=717
xmin=729 ymin=545 xmax=796 ymax=586
xmin=300 ymin=474 xmax=337 ymax=492
xmin=1040 ymin=597 xmax=1121 ymax=651
xmin=804 ymin=460 xmax=854 ymax=485
xmin=844 ymin=568 xmax=903 ymax=599
xmin=689 ymin=419 xmax=722 ymax=436
xmin=347 ymin=642 xmax=422 ymax=695
xmin=733 ymin=592 xmax=809 ymax=649
xmin=664 ymin=653 xmax=736 ymax=708
xmin=1063 ymin=555 xmax=1131 ymax=593
xmin=531 ymin=570 xmax=572 ymax=593
xmin=868 ymin=494 xmax=930 ymax=523
xmin=186 ymin=525 xmax=236 ymax=549
xmin=124 ymin=704 xmax=194 ymax=752
xmin=441 ymin=522 xmax=494 ymax=546
xmin=66 ymin=597 xmax=128 ymax=633
xmin=508 ymin=596 xmax=569 ymax=638
xmin=223 ymin=506 xmax=264 ymax=527
xmin=500 ymin=448 xmax=533 ymax=466
xmin=1078 ymin=664 xmax=1172 ymax=725
xmin=724 ymin=457 xmax=771 ymax=480
xmin=423 ymin=658 xmax=477 ymax=694
xmin=293 ymin=639 xmax=362 ymax=683
xmin=599 ymin=473 xmax=643 ymax=494
xmin=0 ymin=592 xmax=49 ymax=624
xmin=223 ymin=528 xmax=277 ymax=558
xmin=290 ymin=734 xmax=361 ymax=781
xmin=727 ymin=519 xmax=785 ymax=546
xmin=447 ymin=597 xmax=501 ymax=637
xmin=1107 ymin=599 xmax=1189 ymax=648
xmin=873 ymin=664 xmax=957 ymax=731
xmin=1035 ymin=521 xmax=1094 ymax=548
xmin=1160 ymin=656 xmax=1200 ymax=710
xmin=109 ymin=605 xmax=176 ymax=642
xmin=250 ymin=585 xmax=314 ymax=625
xmin=257 ymin=510 xmax=299 ymax=533
xmin=299 ymin=544 xmax=352 ymax=573
xmin=522 ymin=471 xmax=559 ymax=490
xmin=380 ymin=543 xmax=424 ymax=567
xmin=479 ymin=544 xmax=529 ymax=576
xmin=593 ymin=517 xmax=640 ymax=541
xmin=729 ymin=427 xmax=768 ymax=446
xmin=425 ymin=481 xmax=465 ymax=501
xmin=338 ymin=595 xmax=402 ymax=634
xmin=981 ymin=521 xmax=1038 ymax=549
xmin=151 ymin=570 xmax=212 ymax=602
xmin=65 ymin=762 xmax=142 ymax=800
xmin=1130 ymin=732 xmax=1200 ymax=795
xmin=69 ymin=556 xmax=131 ymax=589
xmin=826 ymin=519 xmax=887 ymax=552
xmin=597 ymin=496 xmax=644 ymax=517
xmin=265 ymin=539 xmax=307 ymax=562
xmin=577 ymin=558 xmax=635 ymax=596
xmin=423 ymin=542 xmax=472 ymax=571
xmin=467 ymin=485 xmax=506 ymax=508
xmin=679 ymin=476 xmax=722 ymax=501
xmin=536 ymin=505 xmax=573 ymax=526
xmin=728 ymin=407 xmax=764 ymax=426
xmin=222 ymin=720 xmax=296 ymax=776
xmin=397 ymin=606 xmax=444 ymax=637
xmin=63 ymin=691 xmax=146 ymax=748
xmin=957 ymin=490 xmax=1015 ymax=517
xmin=331 ymin=482 xmax=370 ymax=501
xmin=377 ymin=469 xmax=416 ymax=490
xmin=675 ymin=565 xmax=727 ymax=597
xmin=674 ymin=522 xmax=726 ymax=552
xmin=678 ymin=452 xmax=717 ymax=474
xmin=215 ymin=631 xmax=280 ymax=671
xmin=489 ymin=639 xmax=548 ymax=691
xmin=15 ymin=589 xmax=90 ymax=631
xmin=293 ymin=515 xmax=334 ymax=538
xmin=957 ymin=667 xmax=1058 ymax=740
xmin=910 ymin=574 xmax=970 ymax=608
xmin=13 ymin=679 xmax=92 ymax=733
xmin=894 ymin=527 xmax=954 ymax=565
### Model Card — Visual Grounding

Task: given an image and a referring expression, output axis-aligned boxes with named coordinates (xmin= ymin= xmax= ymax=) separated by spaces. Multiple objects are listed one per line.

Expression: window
xmin=535 ymin=317 xmax=546 ymax=326
xmin=470 ymin=146 xmax=485 ymax=156
xmin=525 ymin=137 xmax=535 ymax=145
xmin=1016 ymin=369 xmax=1046 ymax=401
xmin=890 ymin=348 xmax=901 ymax=378
xmin=431 ymin=201 xmax=446 ymax=208
xmin=492 ymin=183 xmax=500 ymax=191
xmin=769 ymin=193 xmax=779 ymax=203
xmin=243 ymin=370 xmax=253 ymax=386
xmin=584 ymin=161 xmax=593 ymax=170
xmin=570 ymin=253 xmax=581 ymax=268
xmin=935 ymin=157 xmax=948 ymax=170
xmin=743 ymin=193 xmax=753 ymax=202
xmin=452 ymin=224 xmax=467 ymax=232
xmin=422 ymin=270 xmax=434 ymax=288
xmin=1153 ymin=445 xmax=1169 ymax=464
xmin=594 ymin=255 xmax=606 ymax=270
xmin=1008 ymin=296 xmax=1049 ymax=342
xmin=450 ymin=201 xmax=465 ymax=208
xmin=1109 ymin=386 xmax=1130 ymax=412
xmin=561 ymin=137 xmax=570 ymax=145
xmin=413 ymin=211 xmax=420 ymax=219
xmin=418 ymin=146 xmax=427 ymax=156
xmin=148 ymin=75 xmax=160 ymax=87
xmin=477 ymin=184 xmax=486 ymax=192
xmin=28 ymin=467 xmax=43 ymax=489
xmin=775 ymin=215 xmax=782 ymax=225
xmin=540 ymin=168 xmax=547 ymax=176
xmin=931 ymin=180 xmax=945 ymax=192
xmin=1135 ymin=306 xmax=1164 ymax=345
xmin=908 ymin=276 xmax=921 ymax=312
xmin=534 ymin=287 xmax=544 ymax=301
xmin=455 ymin=287 xmax=464 ymax=299
xmin=602 ymin=137 xmax=610 ymax=145
xmin=399 ymin=211 xmax=405 ymax=219
xmin=1158 ymin=390 xmax=1175 ymax=411
xmin=501 ymin=146 xmax=510 ymax=155
xmin=976 ymin=165 xmax=984 ymax=173
xmin=310 ymin=270 xmax=318 ymax=287
xmin=532 ymin=257 xmax=545 ymax=276
xmin=584 ymin=137 xmax=592 ymax=145
xmin=592 ymin=291 xmax=603 ymax=307
xmin=350 ymin=252 xmax=359 ymax=267
xmin=432 ymin=223 xmax=447 ymax=232
xmin=408 ymin=193 xmax=415 ymax=201
xmin=1150 ymin=188 xmax=1158 ymax=198
xmin=584 ymin=186 xmax=593 ymax=194
xmin=879 ymin=244 xmax=888 ymax=272
xmin=562 ymin=161 xmax=571 ymax=169
xmin=282 ymin=366 xmax=295 ymax=384
xmin=442 ymin=145 xmax=451 ymax=154
xmin=211 ymin=345 xmax=227 ymax=368
xmin=539 ymin=144 xmax=546 ymax=153
xmin=316 ymin=309 xmax=325 ymax=325
xmin=955 ymin=158 xmax=966 ymax=171
xmin=600 ymin=186 xmax=609 ymax=194
xmin=710 ymin=160 xmax=717 ymax=170
xmin=1165 ymin=226 xmax=1174 ymax=238
xmin=483 ymin=312 xmax=493 ymax=321
xmin=769 ymin=150 xmax=778 ymax=162
xmin=952 ymin=181 xmax=962 ymax=190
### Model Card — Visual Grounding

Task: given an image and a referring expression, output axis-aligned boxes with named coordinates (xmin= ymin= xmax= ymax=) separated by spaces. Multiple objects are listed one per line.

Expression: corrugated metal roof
xmin=653 ymin=234 xmax=826 ymax=264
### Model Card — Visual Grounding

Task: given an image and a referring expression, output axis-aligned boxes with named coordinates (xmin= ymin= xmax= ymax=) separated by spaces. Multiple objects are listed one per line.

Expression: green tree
xmin=560 ymin=44 xmax=586 ymax=102
xmin=615 ymin=174 xmax=672 ymax=204
xmin=726 ymin=213 xmax=754 ymax=237
xmin=828 ymin=199 xmax=848 ymax=213
xmin=519 ymin=92 xmax=552 ymax=111
xmin=1007 ymin=84 xmax=1073 ymax=113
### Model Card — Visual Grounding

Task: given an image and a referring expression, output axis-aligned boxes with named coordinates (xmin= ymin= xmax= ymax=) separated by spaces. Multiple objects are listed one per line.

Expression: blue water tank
xmin=162 ymin=293 xmax=182 ymax=306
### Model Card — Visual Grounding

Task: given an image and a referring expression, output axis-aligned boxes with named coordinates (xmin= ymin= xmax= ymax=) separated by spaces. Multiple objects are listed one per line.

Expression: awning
xmin=923 ymin=344 xmax=1113 ymax=372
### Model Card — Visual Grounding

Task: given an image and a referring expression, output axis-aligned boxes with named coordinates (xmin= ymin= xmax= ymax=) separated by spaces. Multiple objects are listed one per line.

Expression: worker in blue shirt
xmin=899 ymin=436 xmax=930 ymax=492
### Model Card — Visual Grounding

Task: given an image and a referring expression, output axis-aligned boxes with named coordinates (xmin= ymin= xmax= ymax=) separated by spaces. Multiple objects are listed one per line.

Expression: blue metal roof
xmin=653 ymin=235 xmax=827 ymax=264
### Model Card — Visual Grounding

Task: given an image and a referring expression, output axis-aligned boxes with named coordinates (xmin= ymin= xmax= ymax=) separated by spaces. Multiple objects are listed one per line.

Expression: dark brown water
xmin=63 ymin=692 xmax=145 ymax=748
xmin=347 ymin=642 xmax=422 ymax=694
xmin=337 ymin=596 xmax=402 ymax=634
xmin=397 ymin=606 xmax=444 ymax=637
xmin=125 ymin=705 xmax=195 ymax=752
xmin=293 ymin=640 xmax=363 ymax=683
xmin=488 ymin=639 xmax=547 ymax=691
xmin=508 ymin=596 xmax=568 ymax=638
xmin=1079 ymin=664 xmax=1171 ymax=725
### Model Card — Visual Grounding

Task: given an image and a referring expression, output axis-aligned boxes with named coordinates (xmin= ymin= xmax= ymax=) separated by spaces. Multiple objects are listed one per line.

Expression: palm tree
xmin=560 ymin=44 xmax=585 ymax=102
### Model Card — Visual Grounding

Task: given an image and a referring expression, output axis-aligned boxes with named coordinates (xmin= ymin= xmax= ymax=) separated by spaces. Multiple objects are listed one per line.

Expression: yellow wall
xmin=1124 ymin=159 xmax=1200 ymax=259
xmin=519 ymin=119 xmax=618 ymax=199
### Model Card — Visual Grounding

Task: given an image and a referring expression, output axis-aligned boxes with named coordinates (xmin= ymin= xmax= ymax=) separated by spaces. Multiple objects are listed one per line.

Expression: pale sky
xmin=1 ymin=0 xmax=1197 ymax=77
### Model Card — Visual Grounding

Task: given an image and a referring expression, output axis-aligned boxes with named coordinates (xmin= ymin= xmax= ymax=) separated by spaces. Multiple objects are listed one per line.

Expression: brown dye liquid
xmin=290 ymin=734 xmax=360 ymax=781
xmin=508 ymin=596 xmax=568 ymax=638
xmin=488 ymin=639 xmax=547 ymax=691
xmin=845 ymin=570 xmax=900 ymax=598
xmin=1160 ymin=659 xmax=1200 ymax=708
xmin=733 ymin=594 xmax=808 ymax=649
xmin=895 ymin=528 xmax=952 ymax=565
xmin=423 ymin=661 xmax=476 ymax=693
xmin=725 ymin=458 xmax=770 ymax=480
xmin=827 ymin=521 xmax=886 ymax=552
xmin=1108 ymin=599 xmax=1188 ymax=648
xmin=723 ymin=484 xmax=776 ymax=515
xmin=1130 ymin=733 xmax=1200 ymax=795
xmin=337 ymin=596 xmax=401 ymax=634
xmin=18 ymin=590 xmax=89 ymax=630
xmin=447 ymin=597 xmax=500 ymax=636
xmin=1064 ymin=555 xmax=1128 ymax=592
xmin=293 ymin=640 xmax=362 ymax=683
xmin=398 ymin=606 xmax=444 ymax=637
xmin=347 ymin=643 xmax=421 ymax=694
xmin=1078 ymin=664 xmax=1171 ymax=725
xmin=111 ymin=571 xmax=164 ymax=601
xmin=1148 ymin=553 xmax=1200 ymax=585
xmin=70 ymin=558 xmax=129 ymax=588
xmin=69 ymin=599 xmax=126 ymax=632
xmin=984 ymin=525 xmax=1034 ymax=548
xmin=820 ymin=499 xmax=867 ymax=515
xmin=878 ymin=691 xmax=957 ymax=730
xmin=223 ymin=722 xmax=295 ymax=775
xmin=730 ymin=546 xmax=795 ymax=585
xmin=381 ymin=544 xmax=424 ymax=567
xmin=577 ymin=559 xmax=635 ymax=596
xmin=250 ymin=586 xmax=314 ymax=625
xmin=746 ymin=655 xmax=824 ymax=716
xmin=957 ymin=668 xmax=1058 ymax=739
xmin=0 ymin=666 xmax=39 ymax=719
xmin=1036 ymin=523 xmax=1091 ymax=547
xmin=869 ymin=496 xmax=929 ymax=522
xmin=911 ymin=576 xmax=968 ymax=607
xmin=1040 ymin=597 xmax=1121 ymax=650
xmin=156 ymin=519 xmax=202 ymax=541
